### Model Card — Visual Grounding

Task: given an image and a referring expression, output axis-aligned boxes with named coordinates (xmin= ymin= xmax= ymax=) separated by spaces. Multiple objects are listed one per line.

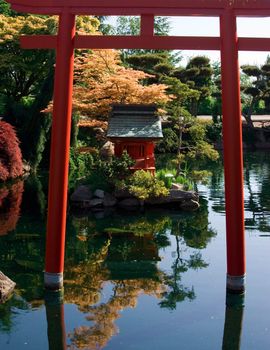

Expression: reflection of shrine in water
xmin=0 ymin=176 xmax=216 ymax=349
xmin=63 ymin=208 xmax=215 ymax=349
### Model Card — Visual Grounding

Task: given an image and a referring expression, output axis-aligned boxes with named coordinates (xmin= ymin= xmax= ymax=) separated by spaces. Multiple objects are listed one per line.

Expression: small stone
xmin=180 ymin=199 xmax=200 ymax=211
xmin=0 ymin=271 xmax=16 ymax=303
xmin=100 ymin=141 xmax=114 ymax=159
xmin=145 ymin=189 xmax=199 ymax=211
xmin=22 ymin=162 xmax=31 ymax=174
xmin=118 ymin=198 xmax=141 ymax=208
xmin=103 ymin=193 xmax=117 ymax=207
xmin=89 ymin=198 xmax=104 ymax=207
xmin=94 ymin=211 xmax=105 ymax=219
xmin=71 ymin=185 xmax=92 ymax=202
xmin=94 ymin=127 xmax=105 ymax=135
xmin=114 ymin=188 xmax=134 ymax=199
xmin=171 ymin=183 xmax=184 ymax=190
xmin=94 ymin=189 xmax=105 ymax=199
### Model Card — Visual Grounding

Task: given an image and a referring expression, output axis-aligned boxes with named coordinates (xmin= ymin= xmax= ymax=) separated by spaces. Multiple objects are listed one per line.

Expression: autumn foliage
xmin=73 ymin=50 xmax=169 ymax=118
xmin=0 ymin=121 xmax=23 ymax=181
xmin=0 ymin=181 xmax=24 ymax=236
xmin=45 ymin=49 xmax=169 ymax=120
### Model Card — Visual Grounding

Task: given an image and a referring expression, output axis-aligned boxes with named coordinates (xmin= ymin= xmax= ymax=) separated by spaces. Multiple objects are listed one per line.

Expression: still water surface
xmin=1 ymin=152 xmax=270 ymax=350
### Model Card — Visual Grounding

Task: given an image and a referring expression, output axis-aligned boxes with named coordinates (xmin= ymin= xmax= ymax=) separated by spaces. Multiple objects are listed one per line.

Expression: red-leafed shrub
xmin=0 ymin=181 xmax=24 ymax=236
xmin=0 ymin=121 xmax=23 ymax=181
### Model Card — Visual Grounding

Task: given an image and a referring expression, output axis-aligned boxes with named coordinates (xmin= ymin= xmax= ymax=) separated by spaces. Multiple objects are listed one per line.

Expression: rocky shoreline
xmin=0 ymin=271 xmax=16 ymax=303
xmin=70 ymin=185 xmax=200 ymax=211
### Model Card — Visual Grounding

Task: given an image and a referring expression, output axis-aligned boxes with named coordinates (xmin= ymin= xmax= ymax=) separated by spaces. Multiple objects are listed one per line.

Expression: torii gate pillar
xmin=220 ymin=11 xmax=245 ymax=293
xmin=44 ymin=11 xmax=75 ymax=289
xmin=9 ymin=0 xmax=269 ymax=293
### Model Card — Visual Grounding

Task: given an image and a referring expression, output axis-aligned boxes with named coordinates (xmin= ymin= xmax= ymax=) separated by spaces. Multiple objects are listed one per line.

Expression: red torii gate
xmin=7 ymin=0 xmax=270 ymax=292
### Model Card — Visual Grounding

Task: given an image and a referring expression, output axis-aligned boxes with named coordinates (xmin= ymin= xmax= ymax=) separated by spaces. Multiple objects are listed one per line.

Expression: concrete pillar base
xmin=44 ymin=272 xmax=63 ymax=290
xmin=226 ymin=274 xmax=246 ymax=294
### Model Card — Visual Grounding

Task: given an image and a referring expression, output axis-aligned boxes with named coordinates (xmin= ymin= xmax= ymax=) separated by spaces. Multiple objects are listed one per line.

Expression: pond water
xmin=1 ymin=151 xmax=270 ymax=350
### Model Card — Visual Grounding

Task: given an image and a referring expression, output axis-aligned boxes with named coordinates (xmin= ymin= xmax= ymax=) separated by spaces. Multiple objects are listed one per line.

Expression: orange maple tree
xmin=71 ymin=49 xmax=170 ymax=119
xmin=44 ymin=48 xmax=170 ymax=120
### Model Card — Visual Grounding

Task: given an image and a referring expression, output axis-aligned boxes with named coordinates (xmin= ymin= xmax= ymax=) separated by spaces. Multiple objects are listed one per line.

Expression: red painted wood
xmin=7 ymin=0 xmax=270 ymax=11
xmin=141 ymin=15 xmax=154 ymax=36
xmin=21 ymin=35 xmax=270 ymax=52
xmin=238 ymin=38 xmax=270 ymax=51
xmin=45 ymin=11 xmax=75 ymax=275
xmin=220 ymin=10 xmax=245 ymax=278
xmin=21 ymin=35 xmax=221 ymax=50
xmin=20 ymin=35 xmax=57 ymax=49
xmin=114 ymin=140 xmax=156 ymax=172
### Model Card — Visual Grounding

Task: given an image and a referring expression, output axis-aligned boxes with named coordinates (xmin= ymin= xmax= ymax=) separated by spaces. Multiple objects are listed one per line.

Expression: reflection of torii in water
xmin=6 ymin=0 xmax=270 ymax=292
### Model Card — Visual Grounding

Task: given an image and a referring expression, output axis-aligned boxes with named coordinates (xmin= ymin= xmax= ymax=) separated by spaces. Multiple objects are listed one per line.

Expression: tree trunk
xmin=243 ymin=98 xmax=256 ymax=129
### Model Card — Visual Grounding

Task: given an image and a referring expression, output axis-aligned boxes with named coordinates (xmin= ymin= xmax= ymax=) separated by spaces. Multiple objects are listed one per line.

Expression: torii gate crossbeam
xmin=7 ymin=0 xmax=270 ymax=293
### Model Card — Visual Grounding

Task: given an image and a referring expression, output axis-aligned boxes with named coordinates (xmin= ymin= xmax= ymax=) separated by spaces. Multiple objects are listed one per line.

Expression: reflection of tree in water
xmin=207 ymin=151 xmax=270 ymax=232
xmin=0 ymin=182 xmax=215 ymax=349
xmin=0 ymin=181 xmax=24 ymax=236
xmin=244 ymin=152 xmax=270 ymax=232
xmin=65 ymin=239 xmax=111 ymax=309
xmin=158 ymin=203 xmax=215 ymax=310
xmin=68 ymin=279 xmax=166 ymax=350
xmin=0 ymin=176 xmax=48 ymax=333
xmin=64 ymin=231 xmax=167 ymax=350
xmin=0 ymin=294 xmax=29 ymax=333
xmin=66 ymin=204 xmax=215 ymax=349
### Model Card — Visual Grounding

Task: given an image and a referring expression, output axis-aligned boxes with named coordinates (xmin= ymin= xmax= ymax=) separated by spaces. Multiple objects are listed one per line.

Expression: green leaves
xmin=128 ymin=170 xmax=169 ymax=200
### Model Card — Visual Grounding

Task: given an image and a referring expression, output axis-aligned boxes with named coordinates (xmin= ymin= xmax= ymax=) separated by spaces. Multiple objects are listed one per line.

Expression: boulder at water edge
xmin=0 ymin=271 xmax=16 ymax=303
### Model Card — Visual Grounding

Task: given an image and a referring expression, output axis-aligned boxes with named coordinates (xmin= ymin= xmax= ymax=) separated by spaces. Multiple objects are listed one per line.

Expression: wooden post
xmin=45 ymin=291 xmax=66 ymax=350
xmin=220 ymin=10 xmax=246 ymax=293
xmin=44 ymin=11 xmax=75 ymax=289
xmin=222 ymin=292 xmax=245 ymax=349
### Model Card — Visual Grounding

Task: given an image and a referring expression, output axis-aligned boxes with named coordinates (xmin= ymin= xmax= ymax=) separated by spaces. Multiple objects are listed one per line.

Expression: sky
xmin=107 ymin=16 xmax=270 ymax=66
xmin=170 ymin=16 xmax=270 ymax=66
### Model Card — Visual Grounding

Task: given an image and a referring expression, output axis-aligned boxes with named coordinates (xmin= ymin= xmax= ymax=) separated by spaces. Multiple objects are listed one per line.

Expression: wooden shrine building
xmin=107 ymin=105 xmax=163 ymax=174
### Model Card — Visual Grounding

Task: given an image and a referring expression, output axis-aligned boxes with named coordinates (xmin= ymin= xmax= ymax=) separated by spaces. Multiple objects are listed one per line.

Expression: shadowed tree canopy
xmin=0 ymin=14 xmax=99 ymax=169
xmin=0 ymin=0 xmax=17 ymax=16
xmin=176 ymin=56 xmax=213 ymax=116
xmin=241 ymin=57 xmax=270 ymax=127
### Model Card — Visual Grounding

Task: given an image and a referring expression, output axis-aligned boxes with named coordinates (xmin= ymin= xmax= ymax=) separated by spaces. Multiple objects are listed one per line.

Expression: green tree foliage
xmin=241 ymin=58 xmax=270 ymax=128
xmin=128 ymin=170 xmax=169 ymax=200
xmin=95 ymin=16 xmax=114 ymax=35
xmin=0 ymin=15 xmax=57 ymax=169
xmin=0 ymin=0 xmax=17 ymax=16
xmin=85 ymin=152 xmax=135 ymax=191
xmin=116 ymin=16 xmax=171 ymax=55
xmin=115 ymin=16 xmax=180 ymax=68
xmin=177 ymin=56 xmax=214 ymax=116
xmin=126 ymin=52 xmax=176 ymax=85
xmin=156 ymin=128 xmax=179 ymax=153
xmin=0 ymin=14 xmax=99 ymax=170
xmin=209 ymin=61 xmax=222 ymax=122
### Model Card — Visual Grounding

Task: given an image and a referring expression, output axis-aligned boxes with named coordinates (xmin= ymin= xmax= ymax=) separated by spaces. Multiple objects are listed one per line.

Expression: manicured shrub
xmin=128 ymin=170 xmax=169 ymax=200
xmin=0 ymin=121 xmax=23 ymax=181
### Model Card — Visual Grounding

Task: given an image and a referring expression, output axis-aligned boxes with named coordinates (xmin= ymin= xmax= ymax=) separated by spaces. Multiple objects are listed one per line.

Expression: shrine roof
xmin=107 ymin=105 xmax=163 ymax=140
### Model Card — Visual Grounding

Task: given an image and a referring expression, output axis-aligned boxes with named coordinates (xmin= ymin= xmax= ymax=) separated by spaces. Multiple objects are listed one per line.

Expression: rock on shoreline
xmin=70 ymin=186 xmax=200 ymax=211
xmin=0 ymin=271 xmax=16 ymax=303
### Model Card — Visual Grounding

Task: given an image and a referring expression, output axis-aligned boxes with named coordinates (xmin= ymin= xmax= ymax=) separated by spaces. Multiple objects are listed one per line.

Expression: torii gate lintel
xmin=6 ymin=0 xmax=270 ymax=293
